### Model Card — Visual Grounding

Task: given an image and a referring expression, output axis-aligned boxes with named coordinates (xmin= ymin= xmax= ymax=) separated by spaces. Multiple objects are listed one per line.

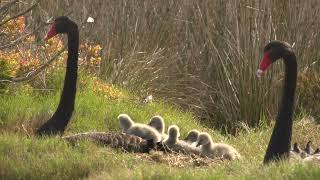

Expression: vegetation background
xmin=1 ymin=0 xmax=320 ymax=179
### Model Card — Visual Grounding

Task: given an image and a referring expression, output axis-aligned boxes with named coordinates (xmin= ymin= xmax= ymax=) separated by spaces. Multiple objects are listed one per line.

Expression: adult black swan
xmin=36 ymin=16 xmax=79 ymax=136
xmin=257 ymin=41 xmax=297 ymax=163
xmin=34 ymin=17 xmax=163 ymax=154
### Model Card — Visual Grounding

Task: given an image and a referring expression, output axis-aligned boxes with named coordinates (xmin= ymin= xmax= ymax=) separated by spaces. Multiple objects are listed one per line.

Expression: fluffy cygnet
xmin=148 ymin=115 xmax=168 ymax=141
xmin=183 ymin=129 xmax=200 ymax=146
xmin=164 ymin=125 xmax=201 ymax=155
xmin=118 ymin=114 xmax=162 ymax=143
xmin=196 ymin=132 xmax=241 ymax=160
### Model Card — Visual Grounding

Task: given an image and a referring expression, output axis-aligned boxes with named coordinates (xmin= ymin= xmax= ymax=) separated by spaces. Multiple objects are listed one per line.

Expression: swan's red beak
xmin=257 ymin=50 xmax=272 ymax=77
xmin=44 ymin=23 xmax=57 ymax=41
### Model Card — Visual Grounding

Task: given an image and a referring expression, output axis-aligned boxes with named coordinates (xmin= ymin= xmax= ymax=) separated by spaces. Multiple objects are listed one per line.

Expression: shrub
xmin=296 ymin=66 xmax=320 ymax=120
xmin=3 ymin=0 xmax=320 ymax=133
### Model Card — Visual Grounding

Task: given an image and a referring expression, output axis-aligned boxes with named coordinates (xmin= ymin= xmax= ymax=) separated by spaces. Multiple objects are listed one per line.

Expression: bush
xmin=3 ymin=0 xmax=320 ymax=133
xmin=296 ymin=66 xmax=320 ymax=120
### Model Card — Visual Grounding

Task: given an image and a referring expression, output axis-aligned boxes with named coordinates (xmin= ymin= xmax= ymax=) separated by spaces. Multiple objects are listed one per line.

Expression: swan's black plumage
xmin=258 ymin=41 xmax=297 ymax=163
xmin=36 ymin=16 xmax=79 ymax=136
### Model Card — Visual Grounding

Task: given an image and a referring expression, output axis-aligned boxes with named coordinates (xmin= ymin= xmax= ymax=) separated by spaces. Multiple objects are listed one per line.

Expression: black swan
xmin=33 ymin=17 xmax=164 ymax=153
xmin=257 ymin=41 xmax=297 ymax=163
xmin=36 ymin=16 xmax=79 ymax=136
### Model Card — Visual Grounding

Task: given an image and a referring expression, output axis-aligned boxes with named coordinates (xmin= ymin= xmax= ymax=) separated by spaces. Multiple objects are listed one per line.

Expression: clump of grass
xmin=296 ymin=67 xmax=320 ymax=120
xmin=1 ymin=73 xmax=320 ymax=179
xmin=5 ymin=0 xmax=320 ymax=133
xmin=0 ymin=70 xmax=203 ymax=136
xmin=0 ymin=134 xmax=88 ymax=179
xmin=0 ymin=133 xmax=146 ymax=179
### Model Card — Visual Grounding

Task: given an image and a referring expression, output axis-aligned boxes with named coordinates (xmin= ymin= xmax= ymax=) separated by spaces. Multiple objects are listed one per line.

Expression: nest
xmin=135 ymin=151 xmax=224 ymax=168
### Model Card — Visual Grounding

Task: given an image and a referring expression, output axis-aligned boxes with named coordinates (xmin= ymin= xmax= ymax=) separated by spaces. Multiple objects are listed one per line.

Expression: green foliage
xmin=0 ymin=60 xmax=12 ymax=93
xmin=3 ymin=0 xmax=320 ymax=132
xmin=0 ymin=70 xmax=202 ymax=135
xmin=0 ymin=135 xmax=96 ymax=179
xmin=296 ymin=68 xmax=320 ymax=120
xmin=27 ymin=0 xmax=320 ymax=132
xmin=0 ymin=71 xmax=320 ymax=179
xmin=1 ymin=1 xmax=320 ymax=178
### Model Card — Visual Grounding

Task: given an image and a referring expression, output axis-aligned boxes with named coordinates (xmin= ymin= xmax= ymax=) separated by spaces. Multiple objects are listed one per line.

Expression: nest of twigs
xmin=135 ymin=151 xmax=224 ymax=168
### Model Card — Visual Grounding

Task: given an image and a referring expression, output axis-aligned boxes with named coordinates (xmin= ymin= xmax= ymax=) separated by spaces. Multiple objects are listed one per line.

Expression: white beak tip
xmin=256 ymin=69 xmax=264 ymax=78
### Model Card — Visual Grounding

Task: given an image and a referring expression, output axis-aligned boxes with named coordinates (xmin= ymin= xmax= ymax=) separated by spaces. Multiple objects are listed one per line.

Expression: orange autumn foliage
xmin=0 ymin=16 xmax=124 ymax=99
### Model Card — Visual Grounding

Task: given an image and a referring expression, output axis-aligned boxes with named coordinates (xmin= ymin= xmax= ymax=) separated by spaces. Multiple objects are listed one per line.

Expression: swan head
xmin=305 ymin=141 xmax=313 ymax=154
xmin=118 ymin=114 xmax=134 ymax=131
xmin=168 ymin=125 xmax=180 ymax=141
xmin=184 ymin=129 xmax=200 ymax=143
xmin=196 ymin=132 xmax=213 ymax=147
xmin=45 ymin=16 xmax=78 ymax=40
xmin=148 ymin=116 xmax=165 ymax=134
xmin=257 ymin=40 xmax=294 ymax=77
xmin=292 ymin=142 xmax=301 ymax=153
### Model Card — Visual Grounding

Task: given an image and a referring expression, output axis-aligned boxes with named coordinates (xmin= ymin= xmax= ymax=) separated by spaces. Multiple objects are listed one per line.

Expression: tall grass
xmin=0 ymin=70 xmax=202 ymax=136
xmin=11 ymin=0 xmax=320 ymax=132
xmin=0 ymin=67 xmax=320 ymax=179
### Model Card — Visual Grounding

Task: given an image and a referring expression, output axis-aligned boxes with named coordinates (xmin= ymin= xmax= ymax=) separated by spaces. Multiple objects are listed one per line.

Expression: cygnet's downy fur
xmin=164 ymin=125 xmax=201 ymax=155
xmin=148 ymin=116 xmax=165 ymax=134
xmin=118 ymin=114 xmax=162 ymax=143
xmin=183 ymin=129 xmax=200 ymax=146
xmin=165 ymin=125 xmax=180 ymax=146
xmin=290 ymin=141 xmax=320 ymax=161
xmin=148 ymin=115 xmax=168 ymax=140
xmin=196 ymin=132 xmax=241 ymax=160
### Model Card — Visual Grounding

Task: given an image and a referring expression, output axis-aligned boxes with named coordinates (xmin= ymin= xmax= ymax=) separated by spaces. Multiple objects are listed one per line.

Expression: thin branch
xmin=0 ymin=47 xmax=66 ymax=83
xmin=0 ymin=0 xmax=19 ymax=13
xmin=0 ymin=16 xmax=90 ymax=83
xmin=0 ymin=25 xmax=43 ymax=50
xmin=0 ymin=2 xmax=38 ymax=27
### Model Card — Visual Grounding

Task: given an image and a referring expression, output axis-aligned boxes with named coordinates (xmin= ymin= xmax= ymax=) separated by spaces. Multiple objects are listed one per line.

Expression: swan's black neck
xmin=36 ymin=28 xmax=79 ymax=136
xmin=263 ymin=53 xmax=297 ymax=163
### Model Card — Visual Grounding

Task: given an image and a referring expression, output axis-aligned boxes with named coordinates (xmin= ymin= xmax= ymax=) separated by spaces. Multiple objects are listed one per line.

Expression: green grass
xmin=1 ymin=72 xmax=320 ymax=179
